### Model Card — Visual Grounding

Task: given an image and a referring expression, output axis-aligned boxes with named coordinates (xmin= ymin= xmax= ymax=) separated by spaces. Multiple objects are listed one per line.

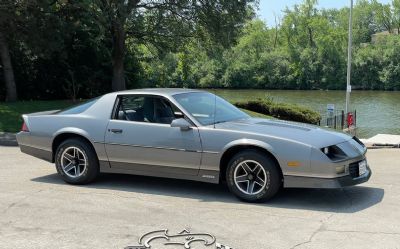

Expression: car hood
xmin=215 ymin=118 xmax=352 ymax=148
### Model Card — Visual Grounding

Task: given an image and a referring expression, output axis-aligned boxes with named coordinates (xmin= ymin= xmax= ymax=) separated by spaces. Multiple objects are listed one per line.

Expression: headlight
xmin=321 ymin=145 xmax=348 ymax=161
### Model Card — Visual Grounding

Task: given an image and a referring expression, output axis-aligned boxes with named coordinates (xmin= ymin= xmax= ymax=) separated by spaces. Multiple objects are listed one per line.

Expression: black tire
xmin=55 ymin=138 xmax=99 ymax=184
xmin=226 ymin=150 xmax=282 ymax=202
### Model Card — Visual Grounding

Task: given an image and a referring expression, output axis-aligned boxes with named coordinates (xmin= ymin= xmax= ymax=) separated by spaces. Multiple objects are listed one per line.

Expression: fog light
xmin=336 ymin=165 xmax=345 ymax=174
xmin=323 ymin=147 xmax=329 ymax=154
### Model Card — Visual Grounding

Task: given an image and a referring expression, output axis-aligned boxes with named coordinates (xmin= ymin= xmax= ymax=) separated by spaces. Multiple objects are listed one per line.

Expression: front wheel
xmin=55 ymin=138 xmax=99 ymax=184
xmin=226 ymin=150 xmax=282 ymax=202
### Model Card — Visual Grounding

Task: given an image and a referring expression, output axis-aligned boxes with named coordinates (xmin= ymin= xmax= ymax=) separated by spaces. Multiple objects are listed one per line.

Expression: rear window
xmin=58 ymin=98 xmax=99 ymax=114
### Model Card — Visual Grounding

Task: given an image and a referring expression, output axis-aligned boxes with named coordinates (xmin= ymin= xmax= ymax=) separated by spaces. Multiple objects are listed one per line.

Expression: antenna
xmin=213 ymin=88 xmax=217 ymax=129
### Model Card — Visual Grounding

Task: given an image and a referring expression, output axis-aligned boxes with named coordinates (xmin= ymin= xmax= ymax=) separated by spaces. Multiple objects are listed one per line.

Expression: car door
xmin=104 ymin=94 xmax=202 ymax=176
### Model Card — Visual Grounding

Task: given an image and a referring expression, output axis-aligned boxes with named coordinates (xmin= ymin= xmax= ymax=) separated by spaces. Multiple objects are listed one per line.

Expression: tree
xmin=0 ymin=0 xmax=65 ymax=101
xmin=4 ymin=0 xmax=400 ymax=98
xmin=353 ymin=0 xmax=378 ymax=43
xmin=93 ymin=0 xmax=256 ymax=91
xmin=353 ymin=44 xmax=383 ymax=89
xmin=223 ymin=19 xmax=274 ymax=88
xmin=373 ymin=0 xmax=394 ymax=33
xmin=393 ymin=0 xmax=400 ymax=34
xmin=0 ymin=30 xmax=16 ymax=101
xmin=0 ymin=0 xmax=31 ymax=101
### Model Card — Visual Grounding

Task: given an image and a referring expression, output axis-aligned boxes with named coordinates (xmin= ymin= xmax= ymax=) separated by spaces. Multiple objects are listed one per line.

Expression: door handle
xmin=109 ymin=129 xmax=123 ymax=134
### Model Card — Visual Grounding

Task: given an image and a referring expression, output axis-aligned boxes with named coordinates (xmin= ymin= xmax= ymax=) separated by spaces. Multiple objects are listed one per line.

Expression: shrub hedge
xmin=235 ymin=98 xmax=321 ymax=124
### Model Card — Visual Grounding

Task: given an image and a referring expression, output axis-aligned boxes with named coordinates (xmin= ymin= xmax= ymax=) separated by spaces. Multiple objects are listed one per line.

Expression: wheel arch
xmin=51 ymin=129 xmax=96 ymax=163
xmin=219 ymin=140 xmax=283 ymax=182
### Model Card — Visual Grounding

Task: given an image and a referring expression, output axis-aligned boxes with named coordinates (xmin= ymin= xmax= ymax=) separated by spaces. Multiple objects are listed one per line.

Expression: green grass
xmin=0 ymin=100 xmax=76 ymax=132
xmin=0 ymin=100 xmax=272 ymax=133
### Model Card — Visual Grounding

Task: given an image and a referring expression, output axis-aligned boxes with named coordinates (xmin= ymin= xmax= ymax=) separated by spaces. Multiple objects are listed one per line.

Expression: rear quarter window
xmin=58 ymin=98 xmax=99 ymax=115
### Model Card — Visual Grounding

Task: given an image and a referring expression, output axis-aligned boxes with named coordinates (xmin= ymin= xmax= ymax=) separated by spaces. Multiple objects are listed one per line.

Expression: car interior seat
xmin=154 ymin=98 xmax=175 ymax=124
xmin=142 ymin=98 xmax=155 ymax=122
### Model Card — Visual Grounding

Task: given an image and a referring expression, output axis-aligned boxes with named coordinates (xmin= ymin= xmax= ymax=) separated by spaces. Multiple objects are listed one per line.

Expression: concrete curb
xmin=366 ymin=145 xmax=400 ymax=149
xmin=0 ymin=132 xmax=18 ymax=146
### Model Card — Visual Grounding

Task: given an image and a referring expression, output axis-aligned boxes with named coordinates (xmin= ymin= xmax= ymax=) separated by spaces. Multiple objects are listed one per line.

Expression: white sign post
xmin=345 ymin=0 xmax=353 ymax=115
xmin=347 ymin=85 xmax=352 ymax=93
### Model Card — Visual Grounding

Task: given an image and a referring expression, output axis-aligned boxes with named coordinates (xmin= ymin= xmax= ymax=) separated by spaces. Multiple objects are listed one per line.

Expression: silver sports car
xmin=17 ymin=88 xmax=371 ymax=202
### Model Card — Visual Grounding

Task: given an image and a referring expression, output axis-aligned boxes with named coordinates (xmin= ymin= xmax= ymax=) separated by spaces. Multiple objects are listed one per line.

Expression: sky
xmin=258 ymin=0 xmax=392 ymax=26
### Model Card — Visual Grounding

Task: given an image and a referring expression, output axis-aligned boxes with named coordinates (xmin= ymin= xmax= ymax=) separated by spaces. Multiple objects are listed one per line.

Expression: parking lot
xmin=0 ymin=146 xmax=399 ymax=249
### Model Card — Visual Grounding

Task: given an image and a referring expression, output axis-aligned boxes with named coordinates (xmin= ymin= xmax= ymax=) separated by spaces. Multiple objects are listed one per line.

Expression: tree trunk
xmin=273 ymin=15 xmax=279 ymax=48
xmin=0 ymin=32 xmax=17 ymax=102
xmin=111 ymin=21 xmax=126 ymax=91
xmin=308 ymin=27 xmax=314 ymax=47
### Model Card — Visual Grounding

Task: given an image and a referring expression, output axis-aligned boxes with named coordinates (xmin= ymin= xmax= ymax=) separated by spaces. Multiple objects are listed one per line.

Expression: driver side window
xmin=115 ymin=95 xmax=179 ymax=125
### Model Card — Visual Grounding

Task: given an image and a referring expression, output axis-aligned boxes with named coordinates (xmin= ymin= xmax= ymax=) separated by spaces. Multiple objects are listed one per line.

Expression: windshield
xmin=173 ymin=92 xmax=249 ymax=125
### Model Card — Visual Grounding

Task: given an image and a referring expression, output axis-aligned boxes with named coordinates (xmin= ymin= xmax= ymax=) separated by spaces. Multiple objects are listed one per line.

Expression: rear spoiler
xmin=24 ymin=110 xmax=60 ymax=116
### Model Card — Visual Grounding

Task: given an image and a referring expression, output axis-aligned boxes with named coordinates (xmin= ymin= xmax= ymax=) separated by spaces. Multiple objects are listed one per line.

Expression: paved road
xmin=0 ymin=146 xmax=399 ymax=249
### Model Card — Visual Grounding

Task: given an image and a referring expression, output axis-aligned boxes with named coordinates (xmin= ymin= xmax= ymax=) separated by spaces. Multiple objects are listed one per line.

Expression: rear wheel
xmin=55 ymin=138 xmax=99 ymax=184
xmin=226 ymin=150 xmax=281 ymax=202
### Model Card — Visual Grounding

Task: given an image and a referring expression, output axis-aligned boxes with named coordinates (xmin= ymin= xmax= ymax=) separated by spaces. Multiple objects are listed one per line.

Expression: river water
xmin=213 ymin=89 xmax=400 ymax=138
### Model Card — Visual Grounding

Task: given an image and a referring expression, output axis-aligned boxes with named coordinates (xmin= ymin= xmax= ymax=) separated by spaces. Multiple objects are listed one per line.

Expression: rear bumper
xmin=19 ymin=144 xmax=52 ymax=162
xmin=17 ymin=132 xmax=52 ymax=162
xmin=284 ymin=166 xmax=372 ymax=189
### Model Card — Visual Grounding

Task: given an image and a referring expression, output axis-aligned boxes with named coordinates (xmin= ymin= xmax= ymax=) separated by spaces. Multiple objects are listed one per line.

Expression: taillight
xmin=21 ymin=122 xmax=29 ymax=132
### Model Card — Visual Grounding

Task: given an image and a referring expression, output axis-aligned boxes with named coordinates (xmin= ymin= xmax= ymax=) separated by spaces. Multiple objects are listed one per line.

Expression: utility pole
xmin=345 ymin=0 xmax=353 ymax=115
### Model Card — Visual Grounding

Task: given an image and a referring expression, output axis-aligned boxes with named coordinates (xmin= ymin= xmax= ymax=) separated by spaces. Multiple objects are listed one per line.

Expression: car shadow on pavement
xmin=32 ymin=173 xmax=384 ymax=213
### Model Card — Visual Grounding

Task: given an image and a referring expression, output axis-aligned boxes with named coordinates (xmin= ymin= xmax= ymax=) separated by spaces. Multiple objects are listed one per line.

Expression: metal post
xmin=334 ymin=115 xmax=337 ymax=129
xmin=354 ymin=109 xmax=357 ymax=127
xmin=341 ymin=110 xmax=345 ymax=129
xmin=345 ymin=0 xmax=353 ymax=115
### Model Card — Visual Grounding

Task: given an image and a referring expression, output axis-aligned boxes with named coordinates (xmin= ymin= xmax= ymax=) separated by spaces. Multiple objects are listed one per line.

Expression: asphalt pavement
xmin=0 ymin=146 xmax=399 ymax=249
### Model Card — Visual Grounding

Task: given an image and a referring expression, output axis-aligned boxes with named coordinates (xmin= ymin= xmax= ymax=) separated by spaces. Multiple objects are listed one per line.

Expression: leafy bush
xmin=235 ymin=98 xmax=321 ymax=124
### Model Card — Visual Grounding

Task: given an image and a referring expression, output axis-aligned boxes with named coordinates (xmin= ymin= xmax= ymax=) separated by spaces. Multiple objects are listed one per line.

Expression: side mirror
xmin=171 ymin=118 xmax=191 ymax=131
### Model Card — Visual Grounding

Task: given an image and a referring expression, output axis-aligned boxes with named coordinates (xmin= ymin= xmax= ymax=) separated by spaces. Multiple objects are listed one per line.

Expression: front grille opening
xmin=349 ymin=161 xmax=360 ymax=178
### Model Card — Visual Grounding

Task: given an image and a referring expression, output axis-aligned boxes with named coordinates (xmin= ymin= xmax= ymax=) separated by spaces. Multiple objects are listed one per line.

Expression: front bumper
xmin=284 ymin=165 xmax=372 ymax=189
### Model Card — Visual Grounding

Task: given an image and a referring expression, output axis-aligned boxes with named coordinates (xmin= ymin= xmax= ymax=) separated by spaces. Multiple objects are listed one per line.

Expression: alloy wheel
xmin=233 ymin=160 xmax=268 ymax=195
xmin=60 ymin=146 xmax=87 ymax=178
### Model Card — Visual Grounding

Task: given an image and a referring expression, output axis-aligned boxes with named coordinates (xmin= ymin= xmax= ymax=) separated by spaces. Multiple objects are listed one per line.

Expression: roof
xmin=113 ymin=88 xmax=205 ymax=96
